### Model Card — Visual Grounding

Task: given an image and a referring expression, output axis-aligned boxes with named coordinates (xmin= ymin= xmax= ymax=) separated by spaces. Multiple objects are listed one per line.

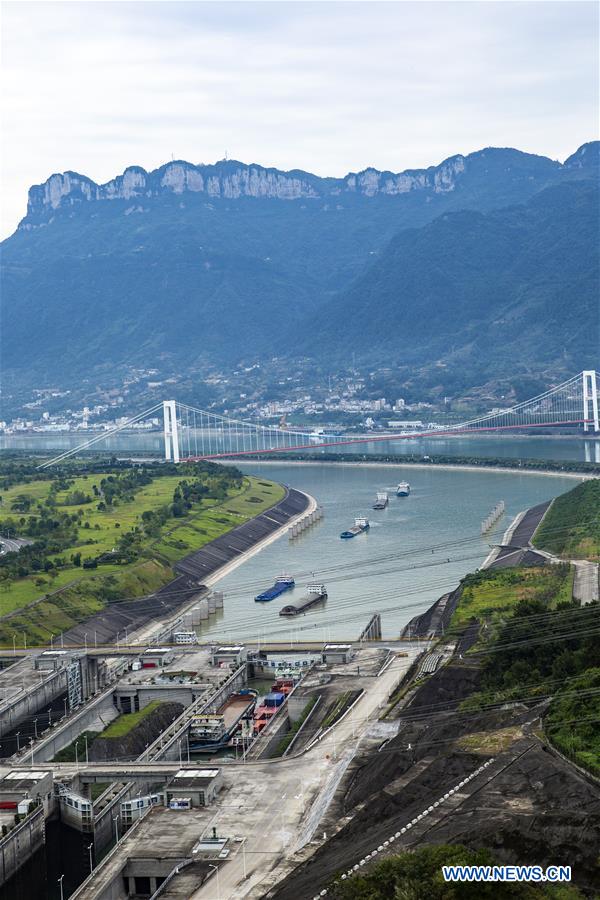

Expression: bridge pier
xmin=583 ymin=370 xmax=600 ymax=432
xmin=163 ymin=400 xmax=180 ymax=462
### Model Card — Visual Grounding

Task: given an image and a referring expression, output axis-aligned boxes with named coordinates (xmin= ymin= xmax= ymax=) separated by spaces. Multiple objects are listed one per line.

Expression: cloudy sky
xmin=1 ymin=0 xmax=598 ymax=237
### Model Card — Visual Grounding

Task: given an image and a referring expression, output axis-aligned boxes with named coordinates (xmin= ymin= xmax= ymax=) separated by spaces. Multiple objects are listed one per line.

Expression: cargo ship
xmin=253 ymin=689 xmax=287 ymax=734
xmin=254 ymin=574 xmax=295 ymax=602
xmin=189 ymin=689 xmax=257 ymax=752
xmin=373 ymin=492 xmax=389 ymax=510
xmin=396 ymin=482 xmax=411 ymax=497
xmin=280 ymin=583 xmax=328 ymax=616
xmin=340 ymin=516 xmax=370 ymax=539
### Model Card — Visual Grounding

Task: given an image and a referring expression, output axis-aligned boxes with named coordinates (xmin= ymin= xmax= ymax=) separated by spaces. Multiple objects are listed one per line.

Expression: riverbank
xmin=235 ymin=457 xmax=595 ymax=479
xmin=203 ymin=488 xmax=317 ymax=589
xmin=62 ymin=485 xmax=314 ymax=648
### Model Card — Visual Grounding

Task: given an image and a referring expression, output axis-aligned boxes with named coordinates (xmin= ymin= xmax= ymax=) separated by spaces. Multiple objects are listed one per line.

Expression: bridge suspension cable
xmin=36 ymin=371 xmax=598 ymax=468
xmin=37 ymin=402 xmax=164 ymax=469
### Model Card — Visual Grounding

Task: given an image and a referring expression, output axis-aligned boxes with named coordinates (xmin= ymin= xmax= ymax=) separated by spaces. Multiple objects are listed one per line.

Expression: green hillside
xmin=534 ymin=479 xmax=600 ymax=559
xmin=313 ymin=180 xmax=599 ymax=384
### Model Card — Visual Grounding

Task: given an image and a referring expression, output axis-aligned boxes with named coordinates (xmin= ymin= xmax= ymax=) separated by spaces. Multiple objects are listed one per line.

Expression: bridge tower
xmin=163 ymin=400 xmax=180 ymax=462
xmin=582 ymin=371 xmax=599 ymax=433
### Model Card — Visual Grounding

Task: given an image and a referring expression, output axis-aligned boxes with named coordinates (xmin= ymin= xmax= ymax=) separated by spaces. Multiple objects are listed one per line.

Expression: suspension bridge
xmin=39 ymin=370 xmax=599 ymax=468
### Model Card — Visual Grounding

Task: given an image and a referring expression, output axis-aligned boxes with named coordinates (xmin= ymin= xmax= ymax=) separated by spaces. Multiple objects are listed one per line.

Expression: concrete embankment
xmin=63 ymin=486 xmax=311 ymax=645
xmin=402 ymin=499 xmax=553 ymax=640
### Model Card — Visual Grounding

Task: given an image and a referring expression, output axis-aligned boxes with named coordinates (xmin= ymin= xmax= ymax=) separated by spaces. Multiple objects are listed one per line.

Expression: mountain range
xmin=1 ymin=141 xmax=598 ymax=398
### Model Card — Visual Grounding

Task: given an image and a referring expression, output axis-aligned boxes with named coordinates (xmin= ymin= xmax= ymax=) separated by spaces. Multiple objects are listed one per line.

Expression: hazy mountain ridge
xmin=20 ymin=143 xmax=594 ymax=229
xmin=314 ymin=178 xmax=600 ymax=385
xmin=1 ymin=141 xmax=598 ymax=393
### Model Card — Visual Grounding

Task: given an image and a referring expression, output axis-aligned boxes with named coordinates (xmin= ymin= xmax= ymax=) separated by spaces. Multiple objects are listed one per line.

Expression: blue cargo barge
xmin=255 ymin=574 xmax=295 ymax=602
xmin=340 ymin=516 xmax=370 ymax=539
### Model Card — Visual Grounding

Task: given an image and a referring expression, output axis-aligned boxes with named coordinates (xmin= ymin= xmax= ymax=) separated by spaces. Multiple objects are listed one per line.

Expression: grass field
xmin=52 ymin=701 xmax=165 ymax=761
xmin=545 ymin=668 xmax=600 ymax=776
xmin=451 ymin=564 xmax=574 ymax=633
xmin=101 ymin=700 xmax=163 ymax=737
xmin=0 ymin=471 xmax=285 ymax=645
xmin=534 ymin=478 xmax=600 ymax=560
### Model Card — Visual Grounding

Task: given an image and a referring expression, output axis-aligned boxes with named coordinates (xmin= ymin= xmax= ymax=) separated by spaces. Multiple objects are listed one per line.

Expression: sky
xmin=1 ymin=0 xmax=598 ymax=238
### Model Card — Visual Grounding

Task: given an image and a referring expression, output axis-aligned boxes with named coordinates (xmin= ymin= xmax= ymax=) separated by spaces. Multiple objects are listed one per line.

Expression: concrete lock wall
xmin=287 ymin=693 xmax=311 ymax=722
xmin=115 ymin=685 xmax=200 ymax=712
xmin=94 ymin=782 xmax=157 ymax=855
xmin=0 ymin=669 xmax=68 ymax=739
xmin=0 ymin=806 xmax=45 ymax=886
xmin=25 ymin=689 xmax=117 ymax=763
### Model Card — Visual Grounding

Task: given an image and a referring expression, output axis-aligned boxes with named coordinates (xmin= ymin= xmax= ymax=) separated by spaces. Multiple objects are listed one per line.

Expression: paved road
xmin=487 ymin=501 xmax=551 ymax=569
xmin=189 ymin=648 xmax=423 ymax=900
xmin=572 ymin=560 xmax=599 ymax=605
xmin=0 ymin=537 xmax=31 ymax=555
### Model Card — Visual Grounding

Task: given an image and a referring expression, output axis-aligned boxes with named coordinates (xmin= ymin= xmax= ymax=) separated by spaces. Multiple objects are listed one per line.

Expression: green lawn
xmin=0 ymin=559 xmax=171 ymax=646
xmin=545 ymin=668 xmax=600 ymax=776
xmin=0 ymin=470 xmax=284 ymax=646
xmin=451 ymin=564 xmax=574 ymax=633
xmin=534 ymin=478 xmax=600 ymax=560
xmin=101 ymin=700 xmax=163 ymax=738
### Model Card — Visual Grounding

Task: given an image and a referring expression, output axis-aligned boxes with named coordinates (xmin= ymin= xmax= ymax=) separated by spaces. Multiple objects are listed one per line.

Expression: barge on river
xmin=255 ymin=574 xmax=295 ymax=602
xmin=279 ymin=583 xmax=328 ymax=616
xmin=340 ymin=516 xmax=370 ymax=539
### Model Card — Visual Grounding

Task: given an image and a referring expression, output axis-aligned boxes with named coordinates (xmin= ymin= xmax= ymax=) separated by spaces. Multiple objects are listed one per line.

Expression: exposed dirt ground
xmin=267 ymin=660 xmax=600 ymax=899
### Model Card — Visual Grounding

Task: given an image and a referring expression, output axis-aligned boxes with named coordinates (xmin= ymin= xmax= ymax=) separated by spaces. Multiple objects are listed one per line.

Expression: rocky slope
xmin=20 ymin=145 xmax=580 ymax=227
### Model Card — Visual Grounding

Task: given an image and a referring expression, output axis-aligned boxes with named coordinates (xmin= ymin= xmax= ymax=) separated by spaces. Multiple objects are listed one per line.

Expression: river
xmin=196 ymin=460 xmax=581 ymax=643
xmin=2 ymin=431 xmax=600 ymax=462
xmin=0 ymin=434 xmax=590 ymax=641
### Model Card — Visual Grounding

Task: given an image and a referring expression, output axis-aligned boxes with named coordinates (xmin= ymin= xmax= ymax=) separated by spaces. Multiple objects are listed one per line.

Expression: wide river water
xmin=197 ymin=460 xmax=582 ymax=642
xmin=2 ymin=431 xmax=600 ymax=462
xmin=2 ymin=433 xmax=594 ymax=642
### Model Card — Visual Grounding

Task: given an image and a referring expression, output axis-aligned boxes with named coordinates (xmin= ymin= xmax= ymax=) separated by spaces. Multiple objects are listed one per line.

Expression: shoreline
xmin=129 ymin=486 xmax=317 ymax=646
xmin=236 ymin=458 xmax=592 ymax=480
xmin=203 ymin=488 xmax=317 ymax=589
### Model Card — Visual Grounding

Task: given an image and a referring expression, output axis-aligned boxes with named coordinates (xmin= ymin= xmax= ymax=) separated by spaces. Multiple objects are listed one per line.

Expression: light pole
xmin=33 ymin=718 xmax=38 ymax=739
xmin=15 ymin=732 xmax=20 ymax=752
xmin=85 ymin=734 xmax=89 ymax=764
xmin=113 ymin=814 xmax=119 ymax=844
xmin=241 ymin=837 xmax=247 ymax=879
xmin=87 ymin=842 xmax=94 ymax=872
xmin=208 ymin=864 xmax=221 ymax=900
xmin=23 ymin=632 xmax=27 ymax=651
xmin=75 ymin=741 xmax=79 ymax=770
xmin=58 ymin=874 xmax=64 ymax=900
xmin=84 ymin=633 xmax=88 ymax=653
xmin=63 ymin=697 xmax=68 ymax=718
xmin=12 ymin=634 xmax=16 ymax=656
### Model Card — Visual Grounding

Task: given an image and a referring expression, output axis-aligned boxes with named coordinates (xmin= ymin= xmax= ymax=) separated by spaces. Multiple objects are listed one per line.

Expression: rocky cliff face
xmin=23 ymin=143 xmax=585 ymax=228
